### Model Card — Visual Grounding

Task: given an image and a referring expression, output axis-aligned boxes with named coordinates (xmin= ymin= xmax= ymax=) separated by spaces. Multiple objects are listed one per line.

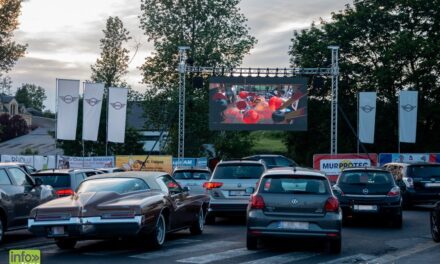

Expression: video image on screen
xmin=209 ymin=76 xmax=308 ymax=131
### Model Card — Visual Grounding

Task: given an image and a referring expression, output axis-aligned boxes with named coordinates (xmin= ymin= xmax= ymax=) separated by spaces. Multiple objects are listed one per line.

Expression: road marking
xmin=177 ymin=248 xmax=255 ymax=264
xmin=130 ymin=240 xmax=240 ymax=260
xmin=368 ymin=240 xmax=440 ymax=264
xmin=318 ymin=254 xmax=375 ymax=264
xmin=239 ymin=252 xmax=319 ymax=264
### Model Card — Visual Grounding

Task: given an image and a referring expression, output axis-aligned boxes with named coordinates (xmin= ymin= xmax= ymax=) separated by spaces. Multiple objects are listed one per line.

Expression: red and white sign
xmin=313 ymin=153 xmax=378 ymax=182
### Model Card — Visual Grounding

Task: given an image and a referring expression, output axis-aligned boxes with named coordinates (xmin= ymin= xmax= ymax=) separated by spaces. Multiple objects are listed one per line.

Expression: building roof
xmin=0 ymin=94 xmax=14 ymax=103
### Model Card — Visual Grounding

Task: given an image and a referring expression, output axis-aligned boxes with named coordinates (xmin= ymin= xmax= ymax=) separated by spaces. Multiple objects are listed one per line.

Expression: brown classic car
xmin=28 ymin=171 xmax=210 ymax=249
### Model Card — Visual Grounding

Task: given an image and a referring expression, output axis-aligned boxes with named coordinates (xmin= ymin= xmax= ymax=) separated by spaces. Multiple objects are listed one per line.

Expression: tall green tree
xmin=0 ymin=0 xmax=26 ymax=74
xmin=58 ymin=16 xmax=144 ymax=156
xmin=286 ymin=0 xmax=440 ymax=165
xmin=139 ymin=0 xmax=257 ymax=158
xmin=15 ymin=83 xmax=47 ymax=111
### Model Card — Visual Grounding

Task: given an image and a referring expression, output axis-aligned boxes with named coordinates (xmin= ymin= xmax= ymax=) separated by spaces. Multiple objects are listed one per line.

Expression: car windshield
xmin=33 ymin=173 xmax=70 ymax=188
xmin=77 ymin=178 xmax=150 ymax=194
xmin=408 ymin=165 xmax=440 ymax=178
xmin=213 ymin=164 xmax=264 ymax=179
xmin=260 ymin=176 xmax=328 ymax=194
xmin=339 ymin=171 xmax=393 ymax=186
xmin=173 ymin=171 xmax=210 ymax=180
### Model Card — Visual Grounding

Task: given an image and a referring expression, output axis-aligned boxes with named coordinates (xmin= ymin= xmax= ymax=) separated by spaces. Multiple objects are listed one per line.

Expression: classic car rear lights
xmin=324 ymin=197 xmax=339 ymax=212
xmin=36 ymin=213 xmax=71 ymax=221
xmin=203 ymin=182 xmax=223 ymax=190
xmin=102 ymin=211 xmax=136 ymax=219
xmin=250 ymin=194 xmax=265 ymax=209
xmin=56 ymin=188 xmax=74 ymax=196
xmin=387 ymin=186 xmax=401 ymax=197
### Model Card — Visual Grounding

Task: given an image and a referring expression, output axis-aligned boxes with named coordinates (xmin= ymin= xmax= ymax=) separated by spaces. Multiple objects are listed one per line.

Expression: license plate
xmin=425 ymin=183 xmax=440 ymax=188
xmin=353 ymin=205 xmax=378 ymax=211
xmin=229 ymin=190 xmax=246 ymax=196
xmin=278 ymin=221 xmax=309 ymax=230
xmin=51 ymin=226 xmax=65 ymax=235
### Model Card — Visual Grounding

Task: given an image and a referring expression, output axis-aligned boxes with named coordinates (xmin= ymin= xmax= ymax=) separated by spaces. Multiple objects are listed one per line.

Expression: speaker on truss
xmin=193 ymin=76 xmax=204 ymax=88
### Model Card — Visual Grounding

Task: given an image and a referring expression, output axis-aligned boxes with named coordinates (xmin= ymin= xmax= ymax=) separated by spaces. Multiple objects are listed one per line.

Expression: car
xmin=333 ymin=167 xmax=402 ymax=228
xmin=28 ymin=171 xmax=210 ymax=249
xmin=0 ymin=164 xmax=56 ymax=244
xmin=383 ymin=162 xmax=440 ymax=208
xmin=76 ymin=168 xmax=105 ymax=177
xmin=204 ymin=159 xmax=266 ymax=224
xmin=243 ymin=154 xmax=298 ymax=169
xmin=431 ymin=201 xmax=440 ymax=242
xmin=96 ymin=167 xmax=125 ymax=173
xmin=172 ymin=167 xmax=211 ymax=195
xmin=0 ymin=162 xmax=38 ymax=175
xmin=31 ymin=169 xmax=89 ymax=197
xmin=246 ymin=167 xmax=341 ymax=253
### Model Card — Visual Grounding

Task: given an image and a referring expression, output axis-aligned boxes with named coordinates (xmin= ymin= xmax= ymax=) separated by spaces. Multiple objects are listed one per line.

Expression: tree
xmin=286 ymin=0 xmax=440 ymax=165
xmin=139 ymin=0 xmax=257 ymax=158
xmin=0 ymin=75 xmax=12 ymax=95
xmin=0 ymin=113 xmax=28 ymax=142
xmin=15 ymin=83 xmax=47 ymax=111
xmin=0 ymin=0 xmax=26 ymax=74
xmin=57 ymin=16 xmax=144 ymax=156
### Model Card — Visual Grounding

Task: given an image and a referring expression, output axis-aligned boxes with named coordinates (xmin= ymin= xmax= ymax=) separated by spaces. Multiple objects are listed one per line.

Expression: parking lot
xmin=1 ymin=208 xmax=439 ymax=264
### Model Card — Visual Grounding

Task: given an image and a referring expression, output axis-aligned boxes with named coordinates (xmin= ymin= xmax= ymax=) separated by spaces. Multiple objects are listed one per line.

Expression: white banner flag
xmin=399 ymin=90 xmax=418 ymax=143
xmin=108 ymin=87 xmax=128 ymax=143
xmin=358 ymin=92 xmax=377 ymax=144
xmin=57 ymin=79 xmax=80 ymax=140
xmin=83 ymin=82 xmax=104 ymax=141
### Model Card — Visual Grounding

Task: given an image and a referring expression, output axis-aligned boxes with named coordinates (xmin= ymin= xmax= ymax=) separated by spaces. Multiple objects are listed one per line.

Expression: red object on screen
xmin=243 ymin=110 xmax=259 ymax=124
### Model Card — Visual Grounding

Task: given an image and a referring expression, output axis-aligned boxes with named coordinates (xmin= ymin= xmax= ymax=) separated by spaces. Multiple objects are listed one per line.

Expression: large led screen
xmin=209 ymin=76 xmax=307 ymax=131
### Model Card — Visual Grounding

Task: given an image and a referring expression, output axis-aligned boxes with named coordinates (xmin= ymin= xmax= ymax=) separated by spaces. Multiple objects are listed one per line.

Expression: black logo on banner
xmin=85 ymin=97 xmax=101 ymax=106
xmin=360 ymin=105 xmax=375 ymax=113
xmin=59 ymin=95 xmax=78 ymax=104
xmin=401 ymin=104 xmax=416 ymax=112
xmin=110 ymin=102 xmax=126 ymax=110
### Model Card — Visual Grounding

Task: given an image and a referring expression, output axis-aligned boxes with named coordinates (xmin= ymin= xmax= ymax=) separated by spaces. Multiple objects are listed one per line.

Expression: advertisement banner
xmin=1 ymin=155 xmax=56 ymax=170
xmin=399 ymin=90 xmax=418 ymax=143
xmin=172 ymin=157 xmax=209 ymax=168
xmin=108 ymin=87 xmax=128 ymax=143
xmin=358 ymin=92 xmax=376 ymax=143
xmin=115 ymin=155 xmax=173 ymax=174
xmin=83 ymin=82 xmax=104 ymax=141
xmin=313 ymin=153 xmax=378 ymax=182
xmin=57 ymin=156 xmax=114 ymax=169
xmin=209 ymin=76 xmax=307 ymax=131
xmin=56 ymin=79 xmax=80 ymax=140
xmin=378 ymin=153 xmax=437 ymax=166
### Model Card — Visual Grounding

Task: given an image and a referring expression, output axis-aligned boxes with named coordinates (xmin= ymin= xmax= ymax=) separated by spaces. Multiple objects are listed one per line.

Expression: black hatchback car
xmin=333 ymin=168 xmax=402 ymax=228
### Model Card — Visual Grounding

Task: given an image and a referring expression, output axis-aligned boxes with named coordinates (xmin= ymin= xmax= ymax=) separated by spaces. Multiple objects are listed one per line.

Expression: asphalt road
xmin=1 ymin=208 xmax=439 ymax=264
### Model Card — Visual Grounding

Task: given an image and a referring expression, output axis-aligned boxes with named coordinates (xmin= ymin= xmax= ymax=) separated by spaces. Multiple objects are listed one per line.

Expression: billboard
xmin=57 ymin=156 xmax=114 ymax=169
xmin=115 ymin=155 xmax=173 ymax=174
xmin=378 ymin=153 xmax=438 ymax=166
xmin=209 ymin=76 xmax=307 ymax=131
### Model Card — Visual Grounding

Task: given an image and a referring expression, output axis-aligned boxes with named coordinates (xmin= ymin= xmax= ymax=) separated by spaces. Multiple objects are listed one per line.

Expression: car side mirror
xmin=34 ymin=177 xmax=43 ymax=186
xmin=182 ymin=186 xmax=190 ymax=193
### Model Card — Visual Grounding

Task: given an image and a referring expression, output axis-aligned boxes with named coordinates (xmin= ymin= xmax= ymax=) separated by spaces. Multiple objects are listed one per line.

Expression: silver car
xmin=172 ymin=167 xmax=211 ymax=195
xmin=204 ymin=160 xmax=266 ymax=224
xmin=246 ymin=167 xmax=342 ymax=253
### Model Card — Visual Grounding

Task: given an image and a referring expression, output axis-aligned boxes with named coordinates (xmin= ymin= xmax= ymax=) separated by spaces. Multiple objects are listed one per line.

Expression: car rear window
xmin=260 ymin=176 xmax=328 ymax=194
xmin=408 ymin=165 xmax=440 ymax=178
xmin=33 ymin=173 xmax=71 ymax=188
xmin=339 ymin=171 xmax=393 ymax=186
xmin=77 ymin=178 xmax=150 ymax=194
xmin=173 ymin=171 xmax=210 ymax=180
xmin=213 ymin=164 xmax=264 ymax=179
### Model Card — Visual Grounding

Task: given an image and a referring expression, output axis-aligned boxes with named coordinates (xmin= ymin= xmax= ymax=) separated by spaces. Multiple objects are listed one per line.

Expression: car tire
xmin=55 ymin=238 xmax=77 ymax=249
xmin=246 ymin=234 xmax=258 ymax=250
xmin=328 ymin=238 xmax=341 ymax=254
xmin=0 ymin=217 xmax=4 ymax=244
xmin=189 ymin=207 xmax=204 ymax=235
xmin=431 ymin=208 xmax=440 ymax=243
xmin=205 ymin=213 xmax=216 ymax=225
xmin=149 ymin=213 xmax=166 ymax=249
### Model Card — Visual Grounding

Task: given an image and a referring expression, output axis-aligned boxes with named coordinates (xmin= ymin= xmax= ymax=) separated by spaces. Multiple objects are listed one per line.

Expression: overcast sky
xmin=7 ymin=0 xmax=351 ymax=111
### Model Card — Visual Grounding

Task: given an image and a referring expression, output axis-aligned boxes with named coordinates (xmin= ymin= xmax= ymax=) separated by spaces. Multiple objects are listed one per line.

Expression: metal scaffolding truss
xmin=177 ymin=46 xmax=339 ymax=160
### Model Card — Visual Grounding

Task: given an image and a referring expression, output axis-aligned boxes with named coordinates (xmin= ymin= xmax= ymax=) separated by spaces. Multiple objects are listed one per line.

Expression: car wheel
xmin=55 ymin=238 xmax=77 ymax=249
xmin=190 ymin=207 xmax=204 ymax=235
xmin=328 ymin=238 xmax=341 ymax=254
xmin=431 ymin=209 xmax=440 ymax=243
xmin=246 ymin=234 xmax=258 ymax=250
xmin=0 ymin=217 xmax=4 ymax=244
xmin=205 ymin=213 xmax=216 ymax=225
xmin=149 ymin=213 xmax=166 ymax=249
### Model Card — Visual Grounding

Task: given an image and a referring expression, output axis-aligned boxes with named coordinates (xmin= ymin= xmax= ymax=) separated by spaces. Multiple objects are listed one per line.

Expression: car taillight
xmin=387 ymin=186 xmax=401 ymax=197
xmin=102 ymin=211 xmax=136 ymax=219
xmin=203 ymin=182 xmax=223 ymax=190
xmin=250 ymin=194 xmax=265 ymax=209
xmin=56 ymin=188 xmax=74 ymax=196
xmin=324 ymin=197 xmax=339 ymax=212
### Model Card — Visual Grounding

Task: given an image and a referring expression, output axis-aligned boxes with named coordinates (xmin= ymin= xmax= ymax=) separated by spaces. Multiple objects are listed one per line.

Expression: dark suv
xmin=31 ymin=169 xmax=89 ymax=197
xmin=333 ymin=168 xmax=402 ymax=227
xmin=243 ymin=155 xmax=297 ymax=169
xmin=0 ymin=164 xmax=56 ymax=243
xmin=383 ymin=162 xmax=440 ymax=207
